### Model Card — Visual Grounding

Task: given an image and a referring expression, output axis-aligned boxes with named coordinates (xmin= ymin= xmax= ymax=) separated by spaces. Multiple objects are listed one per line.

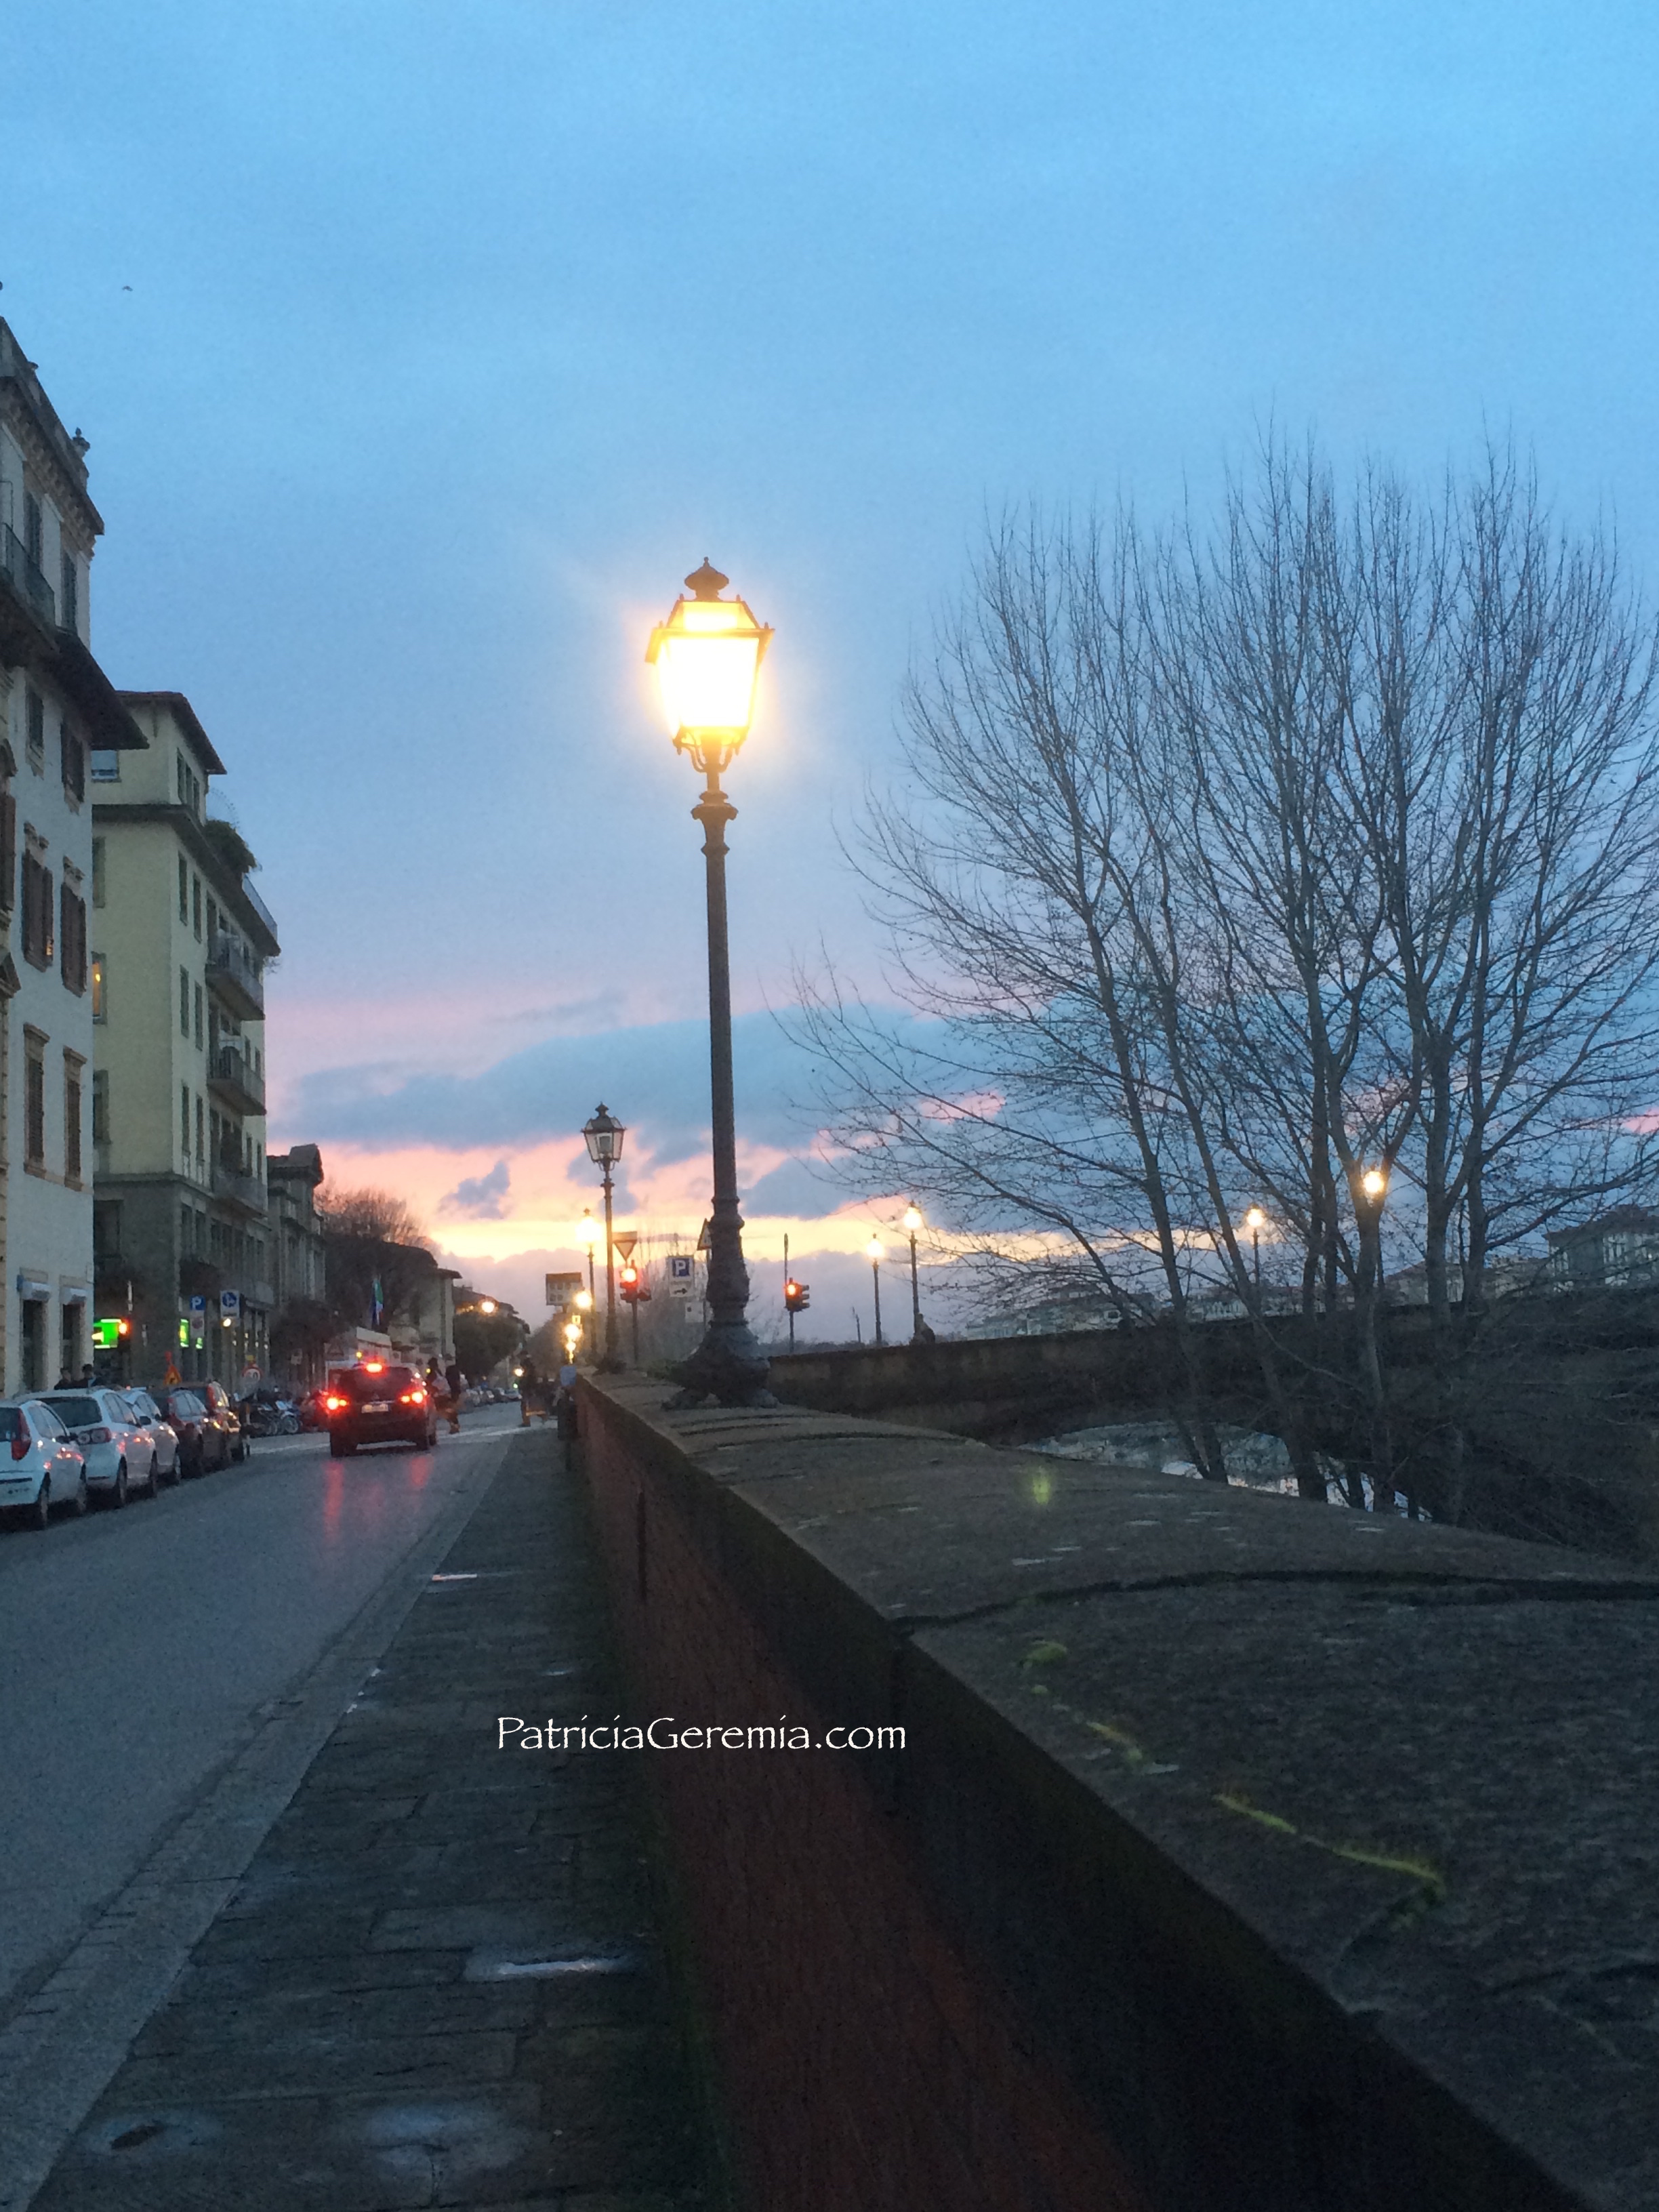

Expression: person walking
xmin=519 ymin=1358 xmax=539 ymax=1427
xmin=443 ymin=1357 xmax=464 ymax=1433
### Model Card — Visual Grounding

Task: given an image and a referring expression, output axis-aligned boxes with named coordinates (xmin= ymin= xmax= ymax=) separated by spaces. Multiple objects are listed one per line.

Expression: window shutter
xmin=41 ymin=866 xmax=53 ymax=964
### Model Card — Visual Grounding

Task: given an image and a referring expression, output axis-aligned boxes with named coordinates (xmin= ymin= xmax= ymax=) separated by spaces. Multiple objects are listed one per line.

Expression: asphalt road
xmin=0 ymin=1402 xmax=524 ymax=2020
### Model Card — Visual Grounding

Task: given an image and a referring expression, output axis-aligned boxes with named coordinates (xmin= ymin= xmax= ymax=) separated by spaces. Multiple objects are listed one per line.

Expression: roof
xmin=1546 ymin=1206 xmax=1659 ymax=1248
xmin=268 ymin=1145 xmax=325 ymax=1188
xmin=115 ymin=691 xmax=228 ymax=777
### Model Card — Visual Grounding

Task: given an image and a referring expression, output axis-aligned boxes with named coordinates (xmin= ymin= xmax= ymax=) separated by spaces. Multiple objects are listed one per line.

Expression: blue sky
xmin=9 ymin=0 xmax=1659 ymax=1331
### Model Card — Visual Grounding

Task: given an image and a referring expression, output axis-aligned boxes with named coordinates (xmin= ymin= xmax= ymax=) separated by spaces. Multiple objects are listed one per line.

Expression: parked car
xmin=0 ymin=1401 xmax=87 ymax=1528
xmin=145 ymin=1386 xmax=229 ymax=1477
xmin=121 ymin=1388 xmax=182 ymax=1486
xmin=37 ymin=1387 xmax=159 ymax=1504
xmin=201 ymin=1380 xmax=249 ymax=1463
xmin=323 ymin=1362 xmax=438 ymax=1456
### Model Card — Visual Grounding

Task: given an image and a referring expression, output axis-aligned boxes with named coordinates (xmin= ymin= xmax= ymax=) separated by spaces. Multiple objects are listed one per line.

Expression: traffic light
xmin=619 ymin=1264 xmax=651 ymax=1306
xmin=784 ymin=1279 xmax=810 ymax=1313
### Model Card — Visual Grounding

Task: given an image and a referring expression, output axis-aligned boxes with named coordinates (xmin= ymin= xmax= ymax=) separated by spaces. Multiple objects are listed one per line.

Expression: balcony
xmin=211 ymin=1155 xmax=268 ymax=1218
xmin=208 ymin=1045 xmax=266 ymax=1118
xmin=206 ymin=934 xmax=264 ymax=1020
xmin=0 ymin=523 xmax=55 ymax=663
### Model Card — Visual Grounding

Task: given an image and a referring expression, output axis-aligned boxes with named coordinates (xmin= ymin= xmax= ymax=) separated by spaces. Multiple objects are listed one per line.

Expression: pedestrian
xmin=554 ymin=1361 xmax=579 ymax=1440
xmin=54 ymin=1368 xmax=74 ymax=1389
xmin=443 ymin=1357 xmax=464 ymax=1434
xmin=79 ymin=1362 xmax=96 ymax=1387
xmin=518 ymin=1359 xmax=539 ymax=1426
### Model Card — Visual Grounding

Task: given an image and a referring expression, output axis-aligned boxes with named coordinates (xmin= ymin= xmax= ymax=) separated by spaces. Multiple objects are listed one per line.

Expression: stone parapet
xmin=580 ymin=1372 xmax=1659 ymax=2212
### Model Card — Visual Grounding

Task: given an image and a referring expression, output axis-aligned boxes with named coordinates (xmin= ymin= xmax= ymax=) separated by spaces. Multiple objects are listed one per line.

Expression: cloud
xmin=743 ymin=1155 xmax=845 ymax=1220
xmin=439 ymin=1158 xmax=512 ymax=1219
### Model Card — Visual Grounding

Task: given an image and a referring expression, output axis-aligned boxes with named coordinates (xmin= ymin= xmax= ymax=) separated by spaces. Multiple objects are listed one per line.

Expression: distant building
xmin=1546 ymin=1207 xmax=1659 ymax=1292
xmin=91 ymin=693 xmax=280 ymax=1385
xmin=0 ymin=321 xmax=143 ymax=1389
xmin=964 ymin=1293 xmax=1123 ymax=1339
xmin=268 ymin=1143 xmax=329 ymax=1385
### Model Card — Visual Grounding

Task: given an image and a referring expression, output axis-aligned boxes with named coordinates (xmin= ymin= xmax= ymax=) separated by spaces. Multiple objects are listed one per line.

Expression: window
xmin=91 ymin=836 xmax=104 ymax=907
xmin=60 ymin=722 xmax=84 ymax=802
xmin=24 ymin=1032 xmax=46 ymax=1168
xmin=0 ymin=790 xmax=14 ymax=914
xmin=60 ymin=552 xmax=77 ymax=634
xmin=176 ymin=754 xmax=201 ymax=817
xmin=20 ymin=854 xmax=54 ymax=968
xmin=194 ymin=1093 xmax=205 ymax=1164
xmin=24 ymin=493 xmax=41 ymax=566
xmin=192 ymin=874 xmax=202 ymax=939
xmin=178 ymin=854 xmax=188 ymax=922
xmin=180 ymin=966 xmax=190 ymax=1036
xmin=60 ymin=886 xmax=87 ymax=994
xmin=194 ymin=983 xmax=203 ymax=1049
xmin=181 ymin=1083 xmax=191 ymax=1159
xmin=92 ymin=1069 xmax=109 ymax=1148
xmin=64 ymin=1054 xmax=83 ymax=1185
xmin=89 ymin=750 xmax=119 ymax=783
xmin=26 ymin=688 xmax=44 ymax=768
xmin=91 ymin=955 xmax=106 ymax=1022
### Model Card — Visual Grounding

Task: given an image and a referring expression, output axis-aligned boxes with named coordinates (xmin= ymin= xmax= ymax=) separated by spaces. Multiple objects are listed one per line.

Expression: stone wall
xmin=579 ymin=1376 xmax=1656 ymax=2211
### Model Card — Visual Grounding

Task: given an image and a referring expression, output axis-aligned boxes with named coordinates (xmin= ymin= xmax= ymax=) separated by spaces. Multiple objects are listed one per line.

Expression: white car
xmin=36 ymin=1387 xmax=158 ymax=1504
xmin=0 ymin=1400 xmax=88 ymax=1528
xmin=120 ymin=1388 xmax=182 ymax=1486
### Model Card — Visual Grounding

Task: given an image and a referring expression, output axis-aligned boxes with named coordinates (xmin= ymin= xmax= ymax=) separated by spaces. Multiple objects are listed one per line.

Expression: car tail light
xmin=81 ymin=1427 xmax=112 ymax=1445
xmin=400 ymin=1389 xmax=426 ymax=1404
xmin=10 ymin=1433 xmax=28 ymax=1460
xmin=325 ymin=1395 xmax=347 ymax=1412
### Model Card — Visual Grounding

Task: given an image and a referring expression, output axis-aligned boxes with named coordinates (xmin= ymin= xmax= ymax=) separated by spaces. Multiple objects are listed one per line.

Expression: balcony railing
xmin=206 ymin=934 xmax=265 ymax=1018
xmin=211 ymin=1155 xmax=268 ymax=1216
xmin=209 ymin=1046 xmax=266 ymax=1117
xmin=0 ymin=523 xmax=55 ymax=625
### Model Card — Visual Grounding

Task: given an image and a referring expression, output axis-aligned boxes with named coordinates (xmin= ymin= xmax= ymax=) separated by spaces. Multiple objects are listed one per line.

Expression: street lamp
xmin=582 ymin=1105 xmax=626 ymax=1372
xmin=902 ymin=1205 xmax=926 ymax=1339
xmin=647 ymin=558 xmax=775 ymax=1407
xmin=579 ymin=1208 xmax=599 ymax=1310
xmin=866 ymin=1235 xmax=884 ymax=1346
xmin=1244 ymin=1206 xmax=1266 ymax=1291
xmin=1361 ymin=1167 xmax=1388 ymax=1203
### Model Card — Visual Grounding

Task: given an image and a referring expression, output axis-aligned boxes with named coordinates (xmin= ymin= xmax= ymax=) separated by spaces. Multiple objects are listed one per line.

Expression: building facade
xmin=268 ymin=1143 xmax=329 ymax=1385
xmin=91 ymin=693 xmax=281 ymax=1385
xmin=0 ymin=322 xmax=142 ymax=1389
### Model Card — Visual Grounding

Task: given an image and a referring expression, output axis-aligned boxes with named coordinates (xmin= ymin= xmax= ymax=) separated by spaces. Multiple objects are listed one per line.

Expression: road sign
xmin=667 ymin=1254 xmax=695 ymax=1300
xmin=220 ymin=1289 xmax=241 ymax=1317
xmin=188 ymin=1294 xmax=206 ymax=1315
xmin=546 ymin=1271 xmax=583 ymax=1307
xmin=613 ymin=1232 xmax=638 ymax=1263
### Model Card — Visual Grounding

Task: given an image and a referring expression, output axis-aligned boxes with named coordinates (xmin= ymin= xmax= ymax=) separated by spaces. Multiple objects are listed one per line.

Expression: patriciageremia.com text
xmin=496 ymin=1717 xmax=905 ymax=1752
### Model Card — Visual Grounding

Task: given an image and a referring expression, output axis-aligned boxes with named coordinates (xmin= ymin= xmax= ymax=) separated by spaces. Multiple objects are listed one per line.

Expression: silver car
xmin=120 ymin=1387 xmax=182 ymax=1487
xmin=35 ymin=1388 xmax=159 ymax=1505
xmin=0 ymin=1400 xmax=88 ymax=1528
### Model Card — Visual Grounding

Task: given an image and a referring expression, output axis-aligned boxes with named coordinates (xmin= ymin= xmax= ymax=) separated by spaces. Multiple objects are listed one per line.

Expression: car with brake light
xmin=200 ymin=1380 xmax=249 ymax=1463
xmin=0 ymin=1401 xmax=89 ymax=1528
xmin=323 ymin=1362 xmax=438 ymax=1455
xmin=144 ymin=1387 xmax=224 ymax=1477
xmin=37 ymin=1388 xmax=159 ymax=1504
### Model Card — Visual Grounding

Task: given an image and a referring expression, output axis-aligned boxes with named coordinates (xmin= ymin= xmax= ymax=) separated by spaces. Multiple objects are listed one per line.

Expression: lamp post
xmin=1244 ymin=1206 xmax=1266 ymax=1292
xmin=902 ymin=1205 xmax=925 ymax=1339
xmin=866 ymin=1235 xmax=884 ymax=1346
xmin=581 ymin=1105 xmax=626 ymax=1372
xmin=647 ymin=559 xmax=776 ymax=1407
xmin=579 ymin=1210 xmax=598 ymax=1311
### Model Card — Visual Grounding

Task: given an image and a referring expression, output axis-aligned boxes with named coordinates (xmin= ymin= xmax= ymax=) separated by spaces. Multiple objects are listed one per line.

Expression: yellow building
xmin=91 ymin=694 xmax=281 ymax=1385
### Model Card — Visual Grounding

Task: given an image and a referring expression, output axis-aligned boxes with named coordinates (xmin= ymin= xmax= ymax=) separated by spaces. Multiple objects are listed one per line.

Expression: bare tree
xmin=319 ymin=1185 xmax=434 ymax=1332
xmin=798 ymin=443 xmax=1659 ymax=1518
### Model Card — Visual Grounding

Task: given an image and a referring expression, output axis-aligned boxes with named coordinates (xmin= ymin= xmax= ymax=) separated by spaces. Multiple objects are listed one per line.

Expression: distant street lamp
xmin=1361 ymin=1167 xmax=1389 ymax=1203
xmin=647 ymin=558 xmax=775 ymax=1407
xmin=1244 ymin=1206 xmax=1266 ymax=1291
xmin=581 ymin=1105 xmax=626 ymax=1372
xmin=579 ymin=1209 xmax=599 ymax=1309
xmin=903 ymin=1205 xmax=926 ymax=1339
xmin=478 ymin=1298 xmax=497 ymax=1316
xmin=866 ymin=1235 xmax=884 ymax=1346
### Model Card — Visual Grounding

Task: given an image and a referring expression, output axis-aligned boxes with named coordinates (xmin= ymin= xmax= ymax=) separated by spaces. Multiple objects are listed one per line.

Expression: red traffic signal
xmin=619 ymin=1263 xmax=651 ymax=1306
xmin=784 ymin=1279 xmax=810 ymax=1313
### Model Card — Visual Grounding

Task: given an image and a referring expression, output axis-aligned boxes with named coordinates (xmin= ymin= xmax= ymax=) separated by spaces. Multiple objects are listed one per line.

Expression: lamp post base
xmin=665 ymin=1317 xmax=777 ymax=1410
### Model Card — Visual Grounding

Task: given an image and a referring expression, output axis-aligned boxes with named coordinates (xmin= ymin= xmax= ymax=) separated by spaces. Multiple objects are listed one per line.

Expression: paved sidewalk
xmin=30 ymin=1430 xmax=712 ymax=2212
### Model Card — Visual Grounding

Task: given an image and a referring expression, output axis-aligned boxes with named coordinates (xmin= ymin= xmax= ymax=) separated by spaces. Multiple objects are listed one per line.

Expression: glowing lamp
xmin=903 ymin=1206 xmax=923 ymax=1233
xmin=646 ymin=560 xmax=772 ymax=762
xmin=865 ymin=1235 xmax=884 ymax=1264
xmin=1244 ymin=1207 xmax=1266 ymax=1231
xmin=1361 ymin=1168 xmax=1388 ymax=1202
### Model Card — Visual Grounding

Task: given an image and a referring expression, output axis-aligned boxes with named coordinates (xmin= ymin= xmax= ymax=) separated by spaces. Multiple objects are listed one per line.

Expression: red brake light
xmin=10 ymin=1432 xmax=28 ymax=1460
xmin=325 ymin=1394 xmax=347 ymax=1412
xmin=363 ymin=1361 xmax=384 ymax=1373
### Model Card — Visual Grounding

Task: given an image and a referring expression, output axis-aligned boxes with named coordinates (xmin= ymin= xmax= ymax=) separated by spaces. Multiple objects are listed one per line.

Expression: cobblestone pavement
xmin=29 ymin=1431 xmax=712 ymax=2211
